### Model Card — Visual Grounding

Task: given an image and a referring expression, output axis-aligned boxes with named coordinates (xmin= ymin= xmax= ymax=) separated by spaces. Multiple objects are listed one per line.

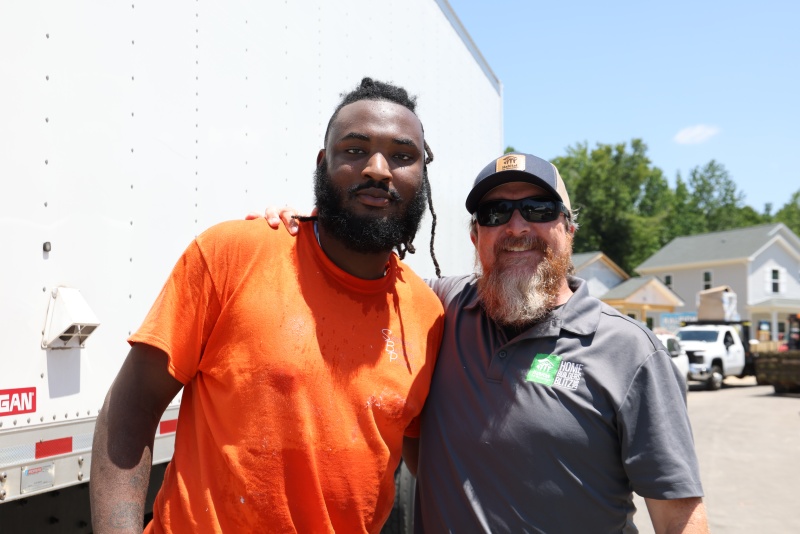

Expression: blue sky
xmin=447 ymin=0 xmax=799 ymax=214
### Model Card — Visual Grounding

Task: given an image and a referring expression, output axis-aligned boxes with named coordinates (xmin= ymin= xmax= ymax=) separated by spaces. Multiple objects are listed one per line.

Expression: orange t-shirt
xmin=131 ymin=219 xmax=444 ymax=533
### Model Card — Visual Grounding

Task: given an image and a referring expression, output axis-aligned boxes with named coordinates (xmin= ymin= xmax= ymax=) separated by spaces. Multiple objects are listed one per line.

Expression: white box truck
xmin=0 ymin=2 xmax=503 ymax=530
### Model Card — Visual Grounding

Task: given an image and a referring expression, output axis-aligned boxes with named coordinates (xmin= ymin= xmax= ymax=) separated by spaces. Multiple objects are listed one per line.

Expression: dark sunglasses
xmin=473 ymin=197 xmax=570 ymax=227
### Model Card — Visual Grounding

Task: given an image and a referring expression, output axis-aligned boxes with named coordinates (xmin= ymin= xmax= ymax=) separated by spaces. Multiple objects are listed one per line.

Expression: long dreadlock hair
xmin=307 ymin=77 xmax=441 ymax=277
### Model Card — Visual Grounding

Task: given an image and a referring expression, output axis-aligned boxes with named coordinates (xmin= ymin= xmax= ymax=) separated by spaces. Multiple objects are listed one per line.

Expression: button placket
xmin=487 ymin=346 xmax=512 ymax=382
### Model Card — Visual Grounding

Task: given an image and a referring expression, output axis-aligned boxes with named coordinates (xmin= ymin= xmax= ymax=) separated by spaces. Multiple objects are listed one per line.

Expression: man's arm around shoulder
xmin=90 ymin=343 xmax=184 ymax=533
xmin=645 ymin=497 xmax=710 ymax=534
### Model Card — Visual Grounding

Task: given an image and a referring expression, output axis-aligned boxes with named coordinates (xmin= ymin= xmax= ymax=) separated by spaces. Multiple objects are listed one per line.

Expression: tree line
xmin=504 ymin=141 xmax=800 ymax=275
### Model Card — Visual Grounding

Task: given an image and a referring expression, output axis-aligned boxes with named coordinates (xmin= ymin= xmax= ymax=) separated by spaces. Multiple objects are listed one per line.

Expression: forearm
xmin=645 ymin=497 xmax=709 ymax=534
xmin=90 ymin=344 xmax=183 ymax=533
xmin=90 ymin=395 xmax=158 ymax=533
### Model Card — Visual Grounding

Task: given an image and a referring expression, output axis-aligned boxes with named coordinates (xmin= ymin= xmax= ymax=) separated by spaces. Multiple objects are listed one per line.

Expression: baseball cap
xmin=465 ymin=153 xmax=571 ymax=215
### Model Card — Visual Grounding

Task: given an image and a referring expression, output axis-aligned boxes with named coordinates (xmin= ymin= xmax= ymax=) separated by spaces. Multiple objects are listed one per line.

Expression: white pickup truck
xmin=677 ymin=323 xmax=748 ymax=390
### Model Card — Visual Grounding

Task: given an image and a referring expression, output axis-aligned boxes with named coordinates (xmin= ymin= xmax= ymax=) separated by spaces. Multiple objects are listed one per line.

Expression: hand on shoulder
xmin=245 ymin=206 xmax=316 ymax=235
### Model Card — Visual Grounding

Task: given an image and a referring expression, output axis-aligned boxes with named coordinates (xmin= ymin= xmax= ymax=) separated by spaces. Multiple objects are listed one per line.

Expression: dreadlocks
xmin=309 ymin=77 xmax=441 ymax=277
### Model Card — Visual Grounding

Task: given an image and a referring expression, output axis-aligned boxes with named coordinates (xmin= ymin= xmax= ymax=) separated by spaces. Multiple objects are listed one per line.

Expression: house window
xmin=703 ymin=271 xmax=712 ymax=290
xmin=664 ymin=274 xmax=672 ymax=289
xmin=772 ymin=269 xmax=780 ymax=293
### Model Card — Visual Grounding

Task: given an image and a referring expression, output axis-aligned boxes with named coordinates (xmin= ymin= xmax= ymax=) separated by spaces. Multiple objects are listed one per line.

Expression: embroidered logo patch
xmin=526 ymin=354 xmax=561 ymax=385
xmin=553 ymin=360 xmax=584 ymax=391
xmin=526 ymin=354 xmax=584 ymax=391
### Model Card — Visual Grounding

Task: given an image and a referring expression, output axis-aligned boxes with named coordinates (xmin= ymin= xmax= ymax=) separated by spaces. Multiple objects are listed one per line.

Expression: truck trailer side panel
xmin=0 ymin=0 xmax=503 ymax=524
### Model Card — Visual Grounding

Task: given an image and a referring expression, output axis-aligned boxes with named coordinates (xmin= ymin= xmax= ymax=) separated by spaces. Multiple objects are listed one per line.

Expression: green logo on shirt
xmin=526 ymin=353 xmax=562 ymax=385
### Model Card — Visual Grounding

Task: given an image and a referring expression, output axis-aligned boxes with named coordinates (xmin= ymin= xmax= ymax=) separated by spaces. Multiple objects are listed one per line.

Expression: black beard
xmin=313 ymin=160 xmax=427 ymax=254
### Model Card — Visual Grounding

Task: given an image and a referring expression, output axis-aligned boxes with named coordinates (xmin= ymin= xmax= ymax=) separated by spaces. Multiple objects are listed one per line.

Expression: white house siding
xmin=652 ymin=263 xmax=748 ymax=316
xmin=749 ymin=241 xmax=800 ymax=305
xmin=749 ymin=241 xmax=800 ymax=340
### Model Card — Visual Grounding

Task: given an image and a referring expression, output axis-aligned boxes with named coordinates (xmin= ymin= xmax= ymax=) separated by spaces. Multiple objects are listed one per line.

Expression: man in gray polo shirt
xmin=405 ymin=153 xmax=708 ymax=533
xmin=262 ymin=151 xmax=708 ymax=532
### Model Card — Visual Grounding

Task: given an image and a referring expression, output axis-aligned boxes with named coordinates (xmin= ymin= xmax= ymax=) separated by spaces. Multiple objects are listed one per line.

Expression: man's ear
xmin=470 ymin=230 xmax=478 ymax=247
xmin=316 ymin=149 xmax=326 ymax=167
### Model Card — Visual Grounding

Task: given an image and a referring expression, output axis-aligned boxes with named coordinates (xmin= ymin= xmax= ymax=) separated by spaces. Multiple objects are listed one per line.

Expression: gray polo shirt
xmin=415 ymin=275 xmax=703 ymax=533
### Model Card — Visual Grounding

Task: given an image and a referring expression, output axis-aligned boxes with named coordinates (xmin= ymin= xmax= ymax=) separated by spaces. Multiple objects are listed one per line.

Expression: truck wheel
xmin=381 ymin=460 xmax=415 ymax=534
xmin=706 ymin=365 xmax=723 ymax=391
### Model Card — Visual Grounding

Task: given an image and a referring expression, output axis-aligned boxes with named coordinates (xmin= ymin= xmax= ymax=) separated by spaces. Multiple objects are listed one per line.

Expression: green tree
xmin=551 ymin=141 xmax=779 ymax=275
xmin=775 ymin=189 xmax=800 ymax=236
xmin=504 ymin=145 xmax=516 ymax=154
xmin=553 ymin=139 xmax=671 ymax=274
xmin=685 ymin=160 xmax=762 ymax=232
xmin=665 ymin=174 xmax=706 ymax=238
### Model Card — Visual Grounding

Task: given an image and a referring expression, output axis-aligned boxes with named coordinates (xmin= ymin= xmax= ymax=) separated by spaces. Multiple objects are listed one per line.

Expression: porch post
xmin=771 ymin=309 xmax=778 ymax=341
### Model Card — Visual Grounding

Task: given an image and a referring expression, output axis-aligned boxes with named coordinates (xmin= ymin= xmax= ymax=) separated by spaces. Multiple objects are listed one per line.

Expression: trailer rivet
xmin=78 ymin=472 xmax=83 ymax=481
xmin=43 ymin=242 xmax=51 ymax=252
xmin=0 ymin=489 xmax=6 ymax=500
xmin=1 ymin=472 xmax=6 ymax=480
xmin=78 ymin=457 xmax=84 ymax=466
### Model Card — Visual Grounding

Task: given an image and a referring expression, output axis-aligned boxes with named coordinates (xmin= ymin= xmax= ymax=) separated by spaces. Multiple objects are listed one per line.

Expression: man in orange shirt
xmin=89 ymin=78 xmax=445 ymax=533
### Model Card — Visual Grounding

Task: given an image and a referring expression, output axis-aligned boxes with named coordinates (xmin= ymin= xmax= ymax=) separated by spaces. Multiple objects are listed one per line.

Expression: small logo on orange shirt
xmin=382 ymin=329 xmax=399 ymax=362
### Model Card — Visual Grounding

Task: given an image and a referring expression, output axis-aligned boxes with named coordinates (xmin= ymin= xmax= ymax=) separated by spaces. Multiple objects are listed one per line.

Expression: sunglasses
xmin=473 ymin=197 xmax=570 ymax=227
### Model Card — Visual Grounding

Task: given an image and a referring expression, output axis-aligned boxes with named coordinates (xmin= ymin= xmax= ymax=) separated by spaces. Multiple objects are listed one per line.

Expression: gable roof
xmin=572 ymin=251 xmax=629 ymax=279
xmin=636 ymin=223 xmax=800 ymax=273
xmin=600 ymin=275 xmax=685 ymax=306
xmin=572 ymin=252 xmax=601 ymax=271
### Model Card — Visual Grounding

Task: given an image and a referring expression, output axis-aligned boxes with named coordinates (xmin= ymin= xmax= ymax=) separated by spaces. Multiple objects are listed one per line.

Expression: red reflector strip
xmin=159 ymin=419 xmax=178 ymax=434
xmin=35 ymin=437 xmax=73 ymax=459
